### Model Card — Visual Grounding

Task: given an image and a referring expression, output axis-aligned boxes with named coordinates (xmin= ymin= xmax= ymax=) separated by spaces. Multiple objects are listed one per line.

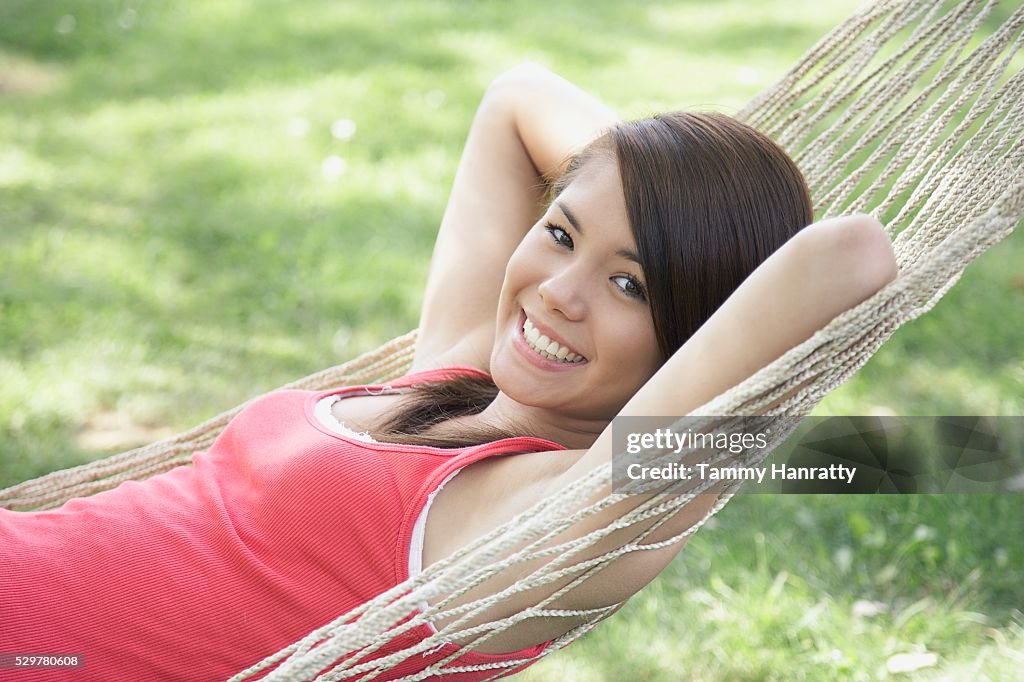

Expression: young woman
xmin=0 ymin=64 xmax=897 ymax=680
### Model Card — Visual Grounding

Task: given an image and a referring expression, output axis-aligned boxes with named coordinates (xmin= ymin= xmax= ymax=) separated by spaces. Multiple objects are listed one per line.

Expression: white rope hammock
xmin=2 ymin=0 xmax=1022 ymax=679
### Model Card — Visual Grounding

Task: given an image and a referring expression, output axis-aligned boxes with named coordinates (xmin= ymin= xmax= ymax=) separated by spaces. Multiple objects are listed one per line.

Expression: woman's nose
xmin=538 ymin=268 xmax=587 ymax=321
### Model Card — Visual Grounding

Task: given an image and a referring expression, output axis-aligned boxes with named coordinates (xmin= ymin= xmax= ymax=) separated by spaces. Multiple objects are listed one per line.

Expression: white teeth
xmin=521 ymin=315 xmax=585 ymax=363
xmin=524 ymin=319 xmax=541 ymax=344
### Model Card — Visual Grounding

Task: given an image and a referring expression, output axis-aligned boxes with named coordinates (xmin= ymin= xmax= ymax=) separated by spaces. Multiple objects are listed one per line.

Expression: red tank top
xmin=0 ymin=367 xmax=566 ymax=680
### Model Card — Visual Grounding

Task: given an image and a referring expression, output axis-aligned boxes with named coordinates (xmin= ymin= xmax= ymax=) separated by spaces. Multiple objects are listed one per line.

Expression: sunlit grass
xmin=525 ymin=494 xmax=1024 ymax=681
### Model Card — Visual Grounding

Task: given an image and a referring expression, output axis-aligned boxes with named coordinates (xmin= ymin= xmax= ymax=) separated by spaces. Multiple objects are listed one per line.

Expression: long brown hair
xmin=555 ymin=112 xmax=814 ymax=359
xmin=373 ymin=374 xmax=515 ymax=448
xmin=375 ymin=112 xmax=814 ymax=448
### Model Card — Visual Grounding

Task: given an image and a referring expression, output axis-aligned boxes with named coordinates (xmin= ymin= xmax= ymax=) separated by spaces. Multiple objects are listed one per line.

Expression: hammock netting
xmin=2 ymin=0 xmax=1022 ymax=679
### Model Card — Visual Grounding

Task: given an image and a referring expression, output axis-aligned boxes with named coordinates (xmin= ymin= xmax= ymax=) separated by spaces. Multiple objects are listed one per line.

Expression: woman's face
xmin=491 ymin=158 xmax=663 ymax=422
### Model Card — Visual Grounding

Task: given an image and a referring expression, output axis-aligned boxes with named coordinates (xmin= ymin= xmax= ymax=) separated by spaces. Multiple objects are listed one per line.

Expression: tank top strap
xmin=347 ymin=365 xmax=493 ymax=395
xmin=393 ymin=364 xmax=491 ymax=387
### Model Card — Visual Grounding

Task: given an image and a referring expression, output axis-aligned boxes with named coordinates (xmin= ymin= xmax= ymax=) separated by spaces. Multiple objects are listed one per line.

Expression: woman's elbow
xmin=840 ymin=214 xmax=898 ymax=297
xmin=486 ymin=62 xmax=551 ymax=100
xmin=804 ymin=214 xmax=898 ymax=305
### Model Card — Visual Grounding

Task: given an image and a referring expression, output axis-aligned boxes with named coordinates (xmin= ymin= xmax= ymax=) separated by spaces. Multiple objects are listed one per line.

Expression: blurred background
xmin=1 ymin=0 xmax=1021 ymax=678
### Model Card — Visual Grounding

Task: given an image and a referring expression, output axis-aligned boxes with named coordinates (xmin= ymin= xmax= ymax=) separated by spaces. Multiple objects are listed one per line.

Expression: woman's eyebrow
xmin=554 ymin=200 xmax=582 ymax=233
xmin=555 ymin=200 xmax=641 ymax=264
xmin=618 ymin=247 xmax=641 ymax=265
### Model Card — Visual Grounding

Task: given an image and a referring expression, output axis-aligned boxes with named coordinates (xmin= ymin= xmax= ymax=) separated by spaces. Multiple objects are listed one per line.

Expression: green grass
xmin=523 ymin=494 xmax=1024 ymax=681
xmin=1 ymin=1 xmax=1022 ymax=679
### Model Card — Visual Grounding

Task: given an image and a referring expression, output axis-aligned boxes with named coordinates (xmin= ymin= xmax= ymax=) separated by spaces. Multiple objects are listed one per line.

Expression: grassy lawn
xmin=2 ymin=1 xmax=1022 ymax=679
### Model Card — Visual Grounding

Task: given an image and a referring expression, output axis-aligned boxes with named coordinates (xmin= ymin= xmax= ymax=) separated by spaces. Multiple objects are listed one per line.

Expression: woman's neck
xmin=455 ymin=391 xmax=607 ymax=451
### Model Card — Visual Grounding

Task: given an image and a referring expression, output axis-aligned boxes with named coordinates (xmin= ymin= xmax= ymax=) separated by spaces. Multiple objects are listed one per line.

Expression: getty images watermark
xmin=611 ymin=416 xmax=1024 ymax=494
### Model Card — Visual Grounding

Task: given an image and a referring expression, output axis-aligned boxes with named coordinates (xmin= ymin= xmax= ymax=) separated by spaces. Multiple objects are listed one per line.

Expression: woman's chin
xmin=491 ymin=354 xmax=556 ymax=405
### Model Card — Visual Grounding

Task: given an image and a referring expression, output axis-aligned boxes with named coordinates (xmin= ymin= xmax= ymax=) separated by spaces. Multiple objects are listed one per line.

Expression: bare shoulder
xmin=419 ymin=440 xmax=724 ymax=655
xmin=423 ymin=444 xmax=721 ymax=653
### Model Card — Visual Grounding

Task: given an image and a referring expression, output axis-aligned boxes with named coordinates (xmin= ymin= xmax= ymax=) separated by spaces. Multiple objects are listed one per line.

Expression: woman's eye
xmin=544 ymin=223 xmax=574 ymax=250
xmin=612 ymin=275 xmax=648 ymax=301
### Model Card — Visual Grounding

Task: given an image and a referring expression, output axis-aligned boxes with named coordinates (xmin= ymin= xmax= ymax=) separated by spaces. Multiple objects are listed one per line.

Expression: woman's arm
xmin=594 ymin=214 xmax=898 ymax=428
xmin=546 ymin=213 xmax=899 ymax=596
xmin=432 ymin=215 xmax=899 ymax=654
xmin=412 ymin=64 xmax=620 ymax=371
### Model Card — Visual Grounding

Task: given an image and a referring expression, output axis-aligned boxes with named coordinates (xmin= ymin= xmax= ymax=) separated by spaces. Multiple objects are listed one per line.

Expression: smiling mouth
xmin=521 ymin=314 xmax=587 ymax=364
